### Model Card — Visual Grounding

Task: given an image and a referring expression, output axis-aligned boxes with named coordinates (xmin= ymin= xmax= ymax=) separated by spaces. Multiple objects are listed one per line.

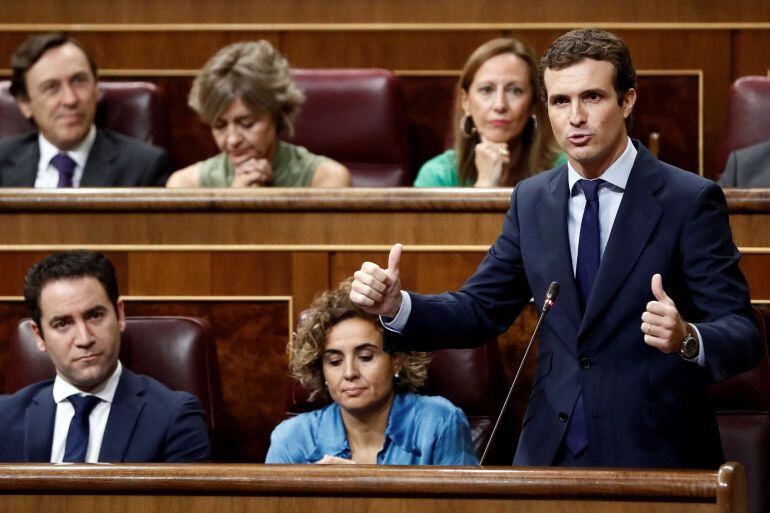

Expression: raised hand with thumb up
xmin=640 ymin=273 xmax=689 ymax=353
xmin=350 ymin=243 xmax=404 ymax=318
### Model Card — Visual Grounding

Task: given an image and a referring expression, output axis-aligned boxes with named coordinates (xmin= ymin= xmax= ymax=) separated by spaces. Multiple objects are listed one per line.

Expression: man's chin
xmin=50 ymin=129 xmax=90 ymax=151
xmin=65 ymin=372 xmax=108 ymax=392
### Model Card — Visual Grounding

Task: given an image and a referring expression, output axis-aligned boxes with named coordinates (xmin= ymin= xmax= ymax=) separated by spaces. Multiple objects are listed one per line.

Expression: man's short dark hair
xmin=10 ymin=32 xmax=98 ymax=99
xmin=23 ymin=250 xmax=119 ymax=333
xmin=539 ymin=28 xmax=636 ymax=106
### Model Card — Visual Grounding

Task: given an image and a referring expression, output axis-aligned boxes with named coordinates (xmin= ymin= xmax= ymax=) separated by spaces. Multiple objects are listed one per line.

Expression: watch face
xmin=680 ymin=334 xmax=698 ymax=359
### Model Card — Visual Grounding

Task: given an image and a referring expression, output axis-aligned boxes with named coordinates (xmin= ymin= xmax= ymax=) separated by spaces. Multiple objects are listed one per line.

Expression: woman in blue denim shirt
xmin=266 ymin=279 xmax=478 ymax=465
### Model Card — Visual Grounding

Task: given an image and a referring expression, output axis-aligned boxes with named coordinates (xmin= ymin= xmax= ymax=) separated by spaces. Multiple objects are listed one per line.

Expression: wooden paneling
xmin=733 ymin=31 xmax=770 ymax=78
xmin=0 ymin=0 xmax=768 ymax=23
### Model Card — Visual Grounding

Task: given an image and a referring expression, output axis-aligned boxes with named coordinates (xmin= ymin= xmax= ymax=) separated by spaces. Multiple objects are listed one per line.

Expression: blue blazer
xmin=0 ymin=367 xmax=210 ymax=462
xmin=0 ymin=128 xmax=170 ymax=187
xmin=386 ymin=141 xmax=761 ymax=468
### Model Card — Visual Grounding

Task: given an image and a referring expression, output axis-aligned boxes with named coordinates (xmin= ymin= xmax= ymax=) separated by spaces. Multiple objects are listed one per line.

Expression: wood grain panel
xmin=0 ymin=495 xmax=721 ymax=513
xmin=0 ymin=0 xmax=768 ymax=23
xmin=738 ymin=253 xmax=770 ymax=300
xmin=0 ymin=212 xmax=507 ymax=245
xmin=0 ymin=463 xmax=745 ymax=513
xmin=291 ymin=252 xmax=328 ymax=321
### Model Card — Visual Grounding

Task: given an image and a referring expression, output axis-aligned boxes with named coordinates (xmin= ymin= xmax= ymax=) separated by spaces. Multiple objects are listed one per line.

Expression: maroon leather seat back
xmin=717 ymin=76 xmax=770 ymax=173
xmin=5 ymin=316 xmax=222 ymax=436
xmin=709 ymin=306 xmax=770 ymax=513
xmin=285 ymin=338 xmax=512 ymax=464
xmin=0 ymin=80 xmax=170 ymax=149
xmin=421 ymin=342 xmax=511 ymax=463
xmin=286 ymin=69 xmax=410 ymax=187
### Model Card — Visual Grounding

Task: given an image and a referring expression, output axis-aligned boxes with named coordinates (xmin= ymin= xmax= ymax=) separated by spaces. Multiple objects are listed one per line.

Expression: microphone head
xmin=543 ymin=282 xmax=560 ymax=312
xmin=546 ymin=281 xmax=560 ymax=301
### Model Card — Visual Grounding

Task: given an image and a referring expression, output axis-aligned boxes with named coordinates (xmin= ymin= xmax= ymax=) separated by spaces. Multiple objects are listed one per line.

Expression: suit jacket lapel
xmin=579 ymin=144 xmax=663 ymax=335
xmin=24 ymin=385 xmax=56 ymax=462
xmin=536 ymin=167 xmax=582 ymax=333
xmin=3 ymin=135 xmax=40 ymax=186
xmin=80 ymin=130 xmax=118 ymax=187
xmin=99 ymin=368 xmax=145 ymax=462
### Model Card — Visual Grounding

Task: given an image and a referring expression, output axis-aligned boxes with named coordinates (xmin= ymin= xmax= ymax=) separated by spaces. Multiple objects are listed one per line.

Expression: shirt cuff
xmin=380 ymin=290 xmax=411 ymax=333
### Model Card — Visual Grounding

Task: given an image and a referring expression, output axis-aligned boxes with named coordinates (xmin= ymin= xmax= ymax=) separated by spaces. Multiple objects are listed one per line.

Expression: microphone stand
xmin=479 ymin=282 xmax=559 ymax=465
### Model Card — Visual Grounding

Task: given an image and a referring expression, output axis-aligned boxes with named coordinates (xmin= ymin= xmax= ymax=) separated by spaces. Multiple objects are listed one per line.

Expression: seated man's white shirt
xmin=50 ymin=360 xmax=122 ymax=463
xmin=34 ymin=124 xmax=96 ymax=188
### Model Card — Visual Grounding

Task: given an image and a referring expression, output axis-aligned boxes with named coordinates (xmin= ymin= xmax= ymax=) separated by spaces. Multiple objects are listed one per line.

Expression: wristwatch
xmin=678 ymin=325 xmax=699 ymax=360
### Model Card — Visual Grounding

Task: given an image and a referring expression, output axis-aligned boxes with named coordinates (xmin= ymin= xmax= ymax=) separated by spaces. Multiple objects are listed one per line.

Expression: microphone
xmin=479 ymin=281 xmax=560 ymax=465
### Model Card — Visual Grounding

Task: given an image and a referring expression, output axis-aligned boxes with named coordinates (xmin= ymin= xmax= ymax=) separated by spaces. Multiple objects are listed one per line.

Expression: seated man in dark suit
xmin=0 ymin=250 xmax=210 ymax=462
xmin=718 ymin=139 xmax=770 ymax=188
xmin=0 ymin=33 xmax=170 ymax=187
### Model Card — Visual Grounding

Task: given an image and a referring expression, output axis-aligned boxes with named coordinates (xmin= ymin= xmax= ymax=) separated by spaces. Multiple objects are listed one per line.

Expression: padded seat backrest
xmin=287 ymin=69 xmax=410 ymax=187
xmin=717 ymin=76 xmax=770 ymax=173
xmin=0 ymin=80 xmax=170 ymax=148
xmin=5 ymin=316 xmax=222 ymax=435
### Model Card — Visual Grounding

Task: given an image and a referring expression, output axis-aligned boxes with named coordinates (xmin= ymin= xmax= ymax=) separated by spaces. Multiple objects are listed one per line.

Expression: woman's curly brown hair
xmin=289 ymin=278 xmax=431 ymax=402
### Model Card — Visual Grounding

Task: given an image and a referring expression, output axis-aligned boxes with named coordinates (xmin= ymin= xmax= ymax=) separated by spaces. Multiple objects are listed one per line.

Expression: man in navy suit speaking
xmin=351 ymin=29 xmax=761 ymax=468
xmin=0 ymin=250 xmax=210 ymax=462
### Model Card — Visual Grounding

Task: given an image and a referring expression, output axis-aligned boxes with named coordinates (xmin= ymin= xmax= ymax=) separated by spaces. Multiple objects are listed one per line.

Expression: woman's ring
xmin=498 ymin=146 xmax=510 ymax=157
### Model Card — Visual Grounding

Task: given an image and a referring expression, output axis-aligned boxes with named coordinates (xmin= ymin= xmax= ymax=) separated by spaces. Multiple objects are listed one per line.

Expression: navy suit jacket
xmin=0 ymin=128 xmax=170 ymax=187
xmin=0 ymin=367 xmax=210 ymax=462
xmin=387 ymin=141 xmax=761 ymax=468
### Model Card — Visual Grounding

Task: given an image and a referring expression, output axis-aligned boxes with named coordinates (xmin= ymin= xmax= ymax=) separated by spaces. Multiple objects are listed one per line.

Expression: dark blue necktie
xmin=575 ymin=179 xmax=604 ymax=312
xmin=51 ymin=153 xmax=77 ymax=188
xmin=565 ymin=178 xmax=604 ymax=457
xmin=63 ymin=394 xmax=101 ymax=463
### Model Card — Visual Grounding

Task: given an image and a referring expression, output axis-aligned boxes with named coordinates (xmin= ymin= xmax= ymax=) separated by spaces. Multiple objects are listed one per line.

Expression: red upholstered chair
xmin=709 ymin=306 xmax=770 ymax=513
xmin=5 ymin=317 xmax=223 ymax=439
xmin=717 ymin=76 xmax=770 ymax=173
xmin=0 ymin=80 xmax=170 ymax=149
xmin=285 ymin=338 xmax=513 ymax=464
xmin=286 ymin=69 xmax=411 ymax=187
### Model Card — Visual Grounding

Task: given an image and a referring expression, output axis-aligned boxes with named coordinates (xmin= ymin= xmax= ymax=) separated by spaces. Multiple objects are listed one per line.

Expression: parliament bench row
xmin=2 ymin=303 xmax=769 ymax=513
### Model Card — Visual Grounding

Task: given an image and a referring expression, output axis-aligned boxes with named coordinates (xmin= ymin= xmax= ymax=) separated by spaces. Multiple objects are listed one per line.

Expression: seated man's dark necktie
xmin=63 ymin=394 xmax=101 ymax=463
xmin=566 ymin=178 xmax=604 ymax=457
xmin=50 ymin=153 xmax=77 ymax=188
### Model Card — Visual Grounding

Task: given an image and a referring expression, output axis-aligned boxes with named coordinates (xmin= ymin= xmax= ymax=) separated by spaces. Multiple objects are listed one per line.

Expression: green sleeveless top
xmin=198 ymin=141 xmax=327 ymax=187
xmin=414 ymin=149 xmax=568 ymax=187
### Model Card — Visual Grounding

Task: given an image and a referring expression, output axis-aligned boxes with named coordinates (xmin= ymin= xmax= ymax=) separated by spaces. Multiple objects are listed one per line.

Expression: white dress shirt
xmin=385 ymin=138 xmax=704 ymax=364
xmin=34 ymin=125 xmax=96 ymax=188
xmin=50 ymin=360 xmax=122 ymax=463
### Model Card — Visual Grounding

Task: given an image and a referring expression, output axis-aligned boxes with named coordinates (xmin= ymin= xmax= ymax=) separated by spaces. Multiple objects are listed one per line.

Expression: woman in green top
xmin=414 ymin=38 xmax=563 ymax=188
xmin=167 ymin=41 xmax=350 ymax=188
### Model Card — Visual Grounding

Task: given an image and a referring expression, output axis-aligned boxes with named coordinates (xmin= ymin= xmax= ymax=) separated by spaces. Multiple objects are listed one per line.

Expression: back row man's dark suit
xmin=0 ymin=128 xmax=170 ymax=187
xmin=386 ymin=141 xmax=761 ymax=468
xmin=718 ymin=139 xmax=770 ymax=188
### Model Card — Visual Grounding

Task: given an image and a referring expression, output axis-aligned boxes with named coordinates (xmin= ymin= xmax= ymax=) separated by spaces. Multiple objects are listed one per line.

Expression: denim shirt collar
xmin=308 ymin=392 xmax=420 ymax=462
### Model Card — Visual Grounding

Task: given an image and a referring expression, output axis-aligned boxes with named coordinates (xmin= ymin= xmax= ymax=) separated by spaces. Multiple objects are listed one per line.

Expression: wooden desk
xmin=0 ymin=462 xmax=747 ymax=513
